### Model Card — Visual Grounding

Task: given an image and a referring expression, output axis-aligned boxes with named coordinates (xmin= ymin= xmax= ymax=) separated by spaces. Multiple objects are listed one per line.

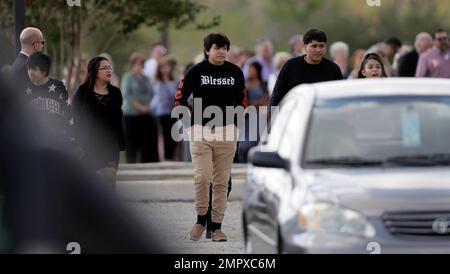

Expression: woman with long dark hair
xmin=358 ymin=52 xmax=388 ymax=79
xmin=72 ymin=56 xmax=125 ymax=189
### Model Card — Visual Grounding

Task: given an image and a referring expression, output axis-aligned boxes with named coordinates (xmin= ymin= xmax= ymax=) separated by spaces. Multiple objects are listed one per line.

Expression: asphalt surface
xmin=125 ymin=201 xmax=245 ymax=254
xmin=118 ymin=162 xmax=247 ymax=254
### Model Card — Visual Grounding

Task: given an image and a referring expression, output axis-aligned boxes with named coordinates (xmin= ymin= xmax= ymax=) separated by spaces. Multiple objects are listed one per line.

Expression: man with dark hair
xmin=385 ymin=37 xmax=402 ymax=59
xmin=27 ymin=51 xmax=51 ymax=76
xmin=24 ymin=51 xmax=73 ymax=146
xmin=385 ymin=37 xmax=403 ymax=75
xmin=175 ymin=32 xmax=247 ymax=242
xmin=10 ymin=27 xmax=45 ymax=89
xmin=269 ymin=29 xmax=343 ymax=109
xmin=416 ymin=29 xmax=450 ymax=78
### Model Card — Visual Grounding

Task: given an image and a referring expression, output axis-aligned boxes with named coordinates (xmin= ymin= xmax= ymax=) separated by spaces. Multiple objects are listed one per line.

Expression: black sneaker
xmin=205 ymin=229 xmax=212 ymax=239
xmin=206 ymin=217 xmax=212 ymax=239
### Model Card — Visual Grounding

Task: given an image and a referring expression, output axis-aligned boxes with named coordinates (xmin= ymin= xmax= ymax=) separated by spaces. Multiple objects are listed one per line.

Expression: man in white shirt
xmin=143 ymin=42 xmax=167 ymax=83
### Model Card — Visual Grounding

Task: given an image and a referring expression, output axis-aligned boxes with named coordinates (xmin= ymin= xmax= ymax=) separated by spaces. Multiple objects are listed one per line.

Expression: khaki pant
xmin=189 ymin=125 xmax=237 ymax=223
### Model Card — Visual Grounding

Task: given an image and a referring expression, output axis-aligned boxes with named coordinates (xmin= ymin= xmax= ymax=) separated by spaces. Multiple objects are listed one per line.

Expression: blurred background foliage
xmin=1 ymin=0 xmax=450 ymax=82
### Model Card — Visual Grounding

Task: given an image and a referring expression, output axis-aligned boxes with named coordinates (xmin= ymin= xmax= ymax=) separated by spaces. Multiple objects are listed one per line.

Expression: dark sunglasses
xmin=33 ymin=40 xmax=45 ymax=46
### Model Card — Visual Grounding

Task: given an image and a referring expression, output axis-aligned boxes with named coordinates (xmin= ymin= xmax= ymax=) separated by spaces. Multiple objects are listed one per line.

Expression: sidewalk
xmin=116 ymin=162 xmax=247 ymax=202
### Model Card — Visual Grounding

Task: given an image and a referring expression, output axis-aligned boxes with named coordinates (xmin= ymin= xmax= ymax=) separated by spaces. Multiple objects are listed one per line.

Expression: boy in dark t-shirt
xmin=25 ymin=51 xmax=74 ymax=146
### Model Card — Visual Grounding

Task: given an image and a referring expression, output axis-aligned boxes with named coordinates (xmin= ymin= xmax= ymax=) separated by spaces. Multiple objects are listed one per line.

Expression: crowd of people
xmin=6 ymin=27 xmax=449 ymax=165
xmin=3 ymin=25 xmax=450 ymax=243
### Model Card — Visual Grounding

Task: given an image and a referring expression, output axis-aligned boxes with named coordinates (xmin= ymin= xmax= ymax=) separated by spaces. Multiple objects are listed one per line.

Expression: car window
xmin=265 ymin=99 xmax=297 ymax=150
xmin=303 ymin=95 xmax=450 ymax=168
xmin=278 ymin=95 xmax=310 ymax=159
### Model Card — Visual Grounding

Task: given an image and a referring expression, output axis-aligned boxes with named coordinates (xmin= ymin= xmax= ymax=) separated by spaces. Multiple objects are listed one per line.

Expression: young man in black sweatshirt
xmin=269 ymin=29 xmax=343 ymax=109
xmin=175 ymin=32 xmax=247 ymax=242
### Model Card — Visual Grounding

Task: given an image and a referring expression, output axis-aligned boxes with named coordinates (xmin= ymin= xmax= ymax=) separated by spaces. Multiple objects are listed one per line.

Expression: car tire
xmin=243 ymin=212 xmax=253 ymax=254
xmin=277 ymin=224 xmax=284 ymax=254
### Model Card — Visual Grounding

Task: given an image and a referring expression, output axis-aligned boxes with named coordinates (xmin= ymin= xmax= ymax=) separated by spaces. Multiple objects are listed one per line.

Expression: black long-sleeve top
xmin=174 ymin=60 xmax=248 ymax=127
xmin=270 ymin=55 xmax=343 ymax=108
xmin=72 ymin=83 xmax=125 ymax=169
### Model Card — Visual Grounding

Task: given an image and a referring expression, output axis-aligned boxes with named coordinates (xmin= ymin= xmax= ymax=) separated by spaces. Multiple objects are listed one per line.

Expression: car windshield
xmin=303 ymin=95 xmax=450 ymax=168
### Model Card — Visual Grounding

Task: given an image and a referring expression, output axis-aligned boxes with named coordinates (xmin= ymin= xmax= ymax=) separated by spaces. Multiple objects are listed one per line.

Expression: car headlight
xmin=298 ymin=203 xmax=376 ymax=238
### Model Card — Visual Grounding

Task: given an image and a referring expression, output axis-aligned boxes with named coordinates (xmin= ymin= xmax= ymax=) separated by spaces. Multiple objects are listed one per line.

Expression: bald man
xmin=10 ymin=27 xmax=45 ymax=89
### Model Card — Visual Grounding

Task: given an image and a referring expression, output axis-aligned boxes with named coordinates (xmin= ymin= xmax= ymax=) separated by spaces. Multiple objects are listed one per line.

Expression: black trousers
xmin=124 ymin=114 xmax=159 ymax=163
xmin=158 ymin=115 xmax=178 ymax=160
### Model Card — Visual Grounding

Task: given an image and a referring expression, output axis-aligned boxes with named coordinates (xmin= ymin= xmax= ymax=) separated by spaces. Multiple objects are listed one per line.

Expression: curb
xmin=117 ymin=179 xmax=245 ymax=202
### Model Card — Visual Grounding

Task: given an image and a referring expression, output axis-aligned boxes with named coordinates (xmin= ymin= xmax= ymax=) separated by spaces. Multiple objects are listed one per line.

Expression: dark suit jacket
xmin=397 ymin=49 xmax=419 ymax=77
xmin=10 ymin=52 xmax=30 ymax=90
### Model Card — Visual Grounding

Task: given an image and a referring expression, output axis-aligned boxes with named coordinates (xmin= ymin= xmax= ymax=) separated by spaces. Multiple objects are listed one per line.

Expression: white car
xmin=244 ymin=78 xmax=450 ymax=254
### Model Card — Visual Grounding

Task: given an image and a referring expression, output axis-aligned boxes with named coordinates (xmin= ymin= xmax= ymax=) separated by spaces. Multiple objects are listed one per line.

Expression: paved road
xmin=117 ymin=162 xmax=247 ymax=254
xmin=125 ymin=201 xmax=245 ymax=254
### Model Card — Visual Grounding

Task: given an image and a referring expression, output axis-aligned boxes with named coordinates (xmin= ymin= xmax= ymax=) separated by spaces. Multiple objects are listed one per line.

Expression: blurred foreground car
xmin=244 ymin=78 xmax=450 ymax=254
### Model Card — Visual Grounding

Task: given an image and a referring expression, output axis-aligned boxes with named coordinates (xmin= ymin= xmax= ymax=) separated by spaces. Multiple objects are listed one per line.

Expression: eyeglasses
xmin=98 ymin=66 xmax=114 ymax=71
xmin=436 ymin=36 xmax=448 ymax=41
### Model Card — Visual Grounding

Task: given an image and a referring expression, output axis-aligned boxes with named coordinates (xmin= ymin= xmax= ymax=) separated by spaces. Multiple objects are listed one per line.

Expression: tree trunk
xmin=66 ymin=9 xmax=83 ymax=98
xmin=14 ymin=0 xmax=25 ymax=55
xmin=59 ymin=11 xmax=65 ymax=81
xmin=161 ymin=21 xmax=170 ymax=51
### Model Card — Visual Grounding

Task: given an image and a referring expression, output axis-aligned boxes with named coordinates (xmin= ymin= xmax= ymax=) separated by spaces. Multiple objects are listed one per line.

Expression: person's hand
xmin=132 ymin=100 xmax=149 ymax=113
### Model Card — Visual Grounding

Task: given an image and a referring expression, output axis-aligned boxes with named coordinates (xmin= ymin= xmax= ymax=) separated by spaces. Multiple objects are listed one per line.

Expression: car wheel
xmin=277 ymin=225 xmax=284 ymax=254
xmin=245 ymin=232 xmax=253 ymax=254
xmin=243 ymin=212 xmax=253 ymax=254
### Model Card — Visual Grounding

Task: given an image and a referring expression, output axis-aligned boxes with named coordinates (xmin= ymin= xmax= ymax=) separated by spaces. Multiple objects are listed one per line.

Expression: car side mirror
xmin=249 ymin=149 xmax=290 ymax=171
